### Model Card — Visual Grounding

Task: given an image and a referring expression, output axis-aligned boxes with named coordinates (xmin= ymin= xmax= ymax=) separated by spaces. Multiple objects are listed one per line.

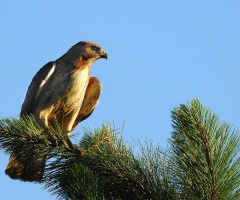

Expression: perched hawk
xmin=5 ymin=41 xmax=108 ymax=181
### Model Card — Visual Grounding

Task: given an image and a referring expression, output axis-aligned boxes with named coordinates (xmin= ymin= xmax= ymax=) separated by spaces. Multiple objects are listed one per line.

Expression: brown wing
xmin=20 ymin=61 xmax=55 ymax=116
xmin=7 ymin=62 xmax=56 ymax=182
xmin=72 ymin=77 xmax=102 ymax=130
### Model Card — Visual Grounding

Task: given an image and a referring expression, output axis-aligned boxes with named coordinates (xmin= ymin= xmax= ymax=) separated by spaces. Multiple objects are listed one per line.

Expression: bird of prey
xmin=5 ymin=41 xmax=108 ymax=181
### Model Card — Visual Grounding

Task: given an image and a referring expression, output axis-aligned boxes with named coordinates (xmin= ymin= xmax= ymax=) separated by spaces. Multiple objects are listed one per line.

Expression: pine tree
xmin=0 ymin=99 xmax=239 ymax=199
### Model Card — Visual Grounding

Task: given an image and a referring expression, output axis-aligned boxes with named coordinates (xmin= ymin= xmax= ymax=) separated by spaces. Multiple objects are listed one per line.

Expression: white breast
xmin=65 ymin=67 xmax=90 ymax=109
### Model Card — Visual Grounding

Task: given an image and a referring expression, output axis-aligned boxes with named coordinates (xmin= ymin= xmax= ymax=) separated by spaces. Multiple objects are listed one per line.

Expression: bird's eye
xmin=91 ymin=46 xmax=100 ymax=52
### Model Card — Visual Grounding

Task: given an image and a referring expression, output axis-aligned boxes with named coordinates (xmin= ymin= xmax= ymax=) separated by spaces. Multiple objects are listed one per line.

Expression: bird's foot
xmin=66 ymin=138 xmax=82 ymax=155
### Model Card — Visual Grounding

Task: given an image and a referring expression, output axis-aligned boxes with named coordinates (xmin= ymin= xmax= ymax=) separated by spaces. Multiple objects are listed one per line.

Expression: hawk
xmin=5 ymin=41 xmax=108 ymax=181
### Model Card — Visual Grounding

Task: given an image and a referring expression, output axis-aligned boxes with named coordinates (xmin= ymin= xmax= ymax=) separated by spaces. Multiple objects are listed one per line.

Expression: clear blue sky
xmin=0 ymin=1 xmax=240 ymax=199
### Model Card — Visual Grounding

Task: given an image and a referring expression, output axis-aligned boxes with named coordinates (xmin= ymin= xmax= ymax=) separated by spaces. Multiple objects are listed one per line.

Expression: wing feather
xmin=20 ymin=61 xmax=55 ymax=116
xmin=35 ymin=62 xmax=56 ymax=100
xmin=72 ymin=77 xmax=102 ymax=129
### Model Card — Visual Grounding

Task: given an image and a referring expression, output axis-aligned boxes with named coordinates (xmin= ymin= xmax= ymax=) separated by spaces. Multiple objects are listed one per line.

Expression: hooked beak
xmin=100 ymin=50 xmax=108 ymax=60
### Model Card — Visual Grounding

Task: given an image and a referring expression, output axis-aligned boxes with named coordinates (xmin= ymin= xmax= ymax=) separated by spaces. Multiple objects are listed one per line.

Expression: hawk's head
xmin=61 ymin=41 xmax=108 ymax=66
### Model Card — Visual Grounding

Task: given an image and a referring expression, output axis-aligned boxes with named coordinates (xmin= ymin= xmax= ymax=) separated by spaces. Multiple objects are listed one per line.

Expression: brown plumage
xmin=5 ymin=41 xmax=108 ymax=182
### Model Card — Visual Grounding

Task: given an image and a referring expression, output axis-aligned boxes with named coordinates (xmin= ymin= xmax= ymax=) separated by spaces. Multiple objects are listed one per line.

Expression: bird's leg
xmin=35 ymin=116 xmax=59 ymax=147
xmin=42 ymin=118 xmax=60 ymax=147
xmin=65 ymin=77 xmax=103 ymax=154
xmin=66 ymin=137 xmax=82 ymax=154
xmin=59 ymin=115 xmax=83 ymax=154
xmin=56 ymin=77 xmax=102 ymax=154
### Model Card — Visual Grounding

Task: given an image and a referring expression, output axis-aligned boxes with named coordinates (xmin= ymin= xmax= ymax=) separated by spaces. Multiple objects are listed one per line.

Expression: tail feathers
xmin=5 ymin=153 xmax=47 ymax=182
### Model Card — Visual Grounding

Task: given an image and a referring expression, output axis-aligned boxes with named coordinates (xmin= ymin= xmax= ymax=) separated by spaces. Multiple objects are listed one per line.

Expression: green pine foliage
xmin=0 ymin=99 xmax=239 ymax=200
xmin=44 ymin=124 xmax=177 ymax=199
xmin=169 ymin=99 xmax=240 ymax=200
